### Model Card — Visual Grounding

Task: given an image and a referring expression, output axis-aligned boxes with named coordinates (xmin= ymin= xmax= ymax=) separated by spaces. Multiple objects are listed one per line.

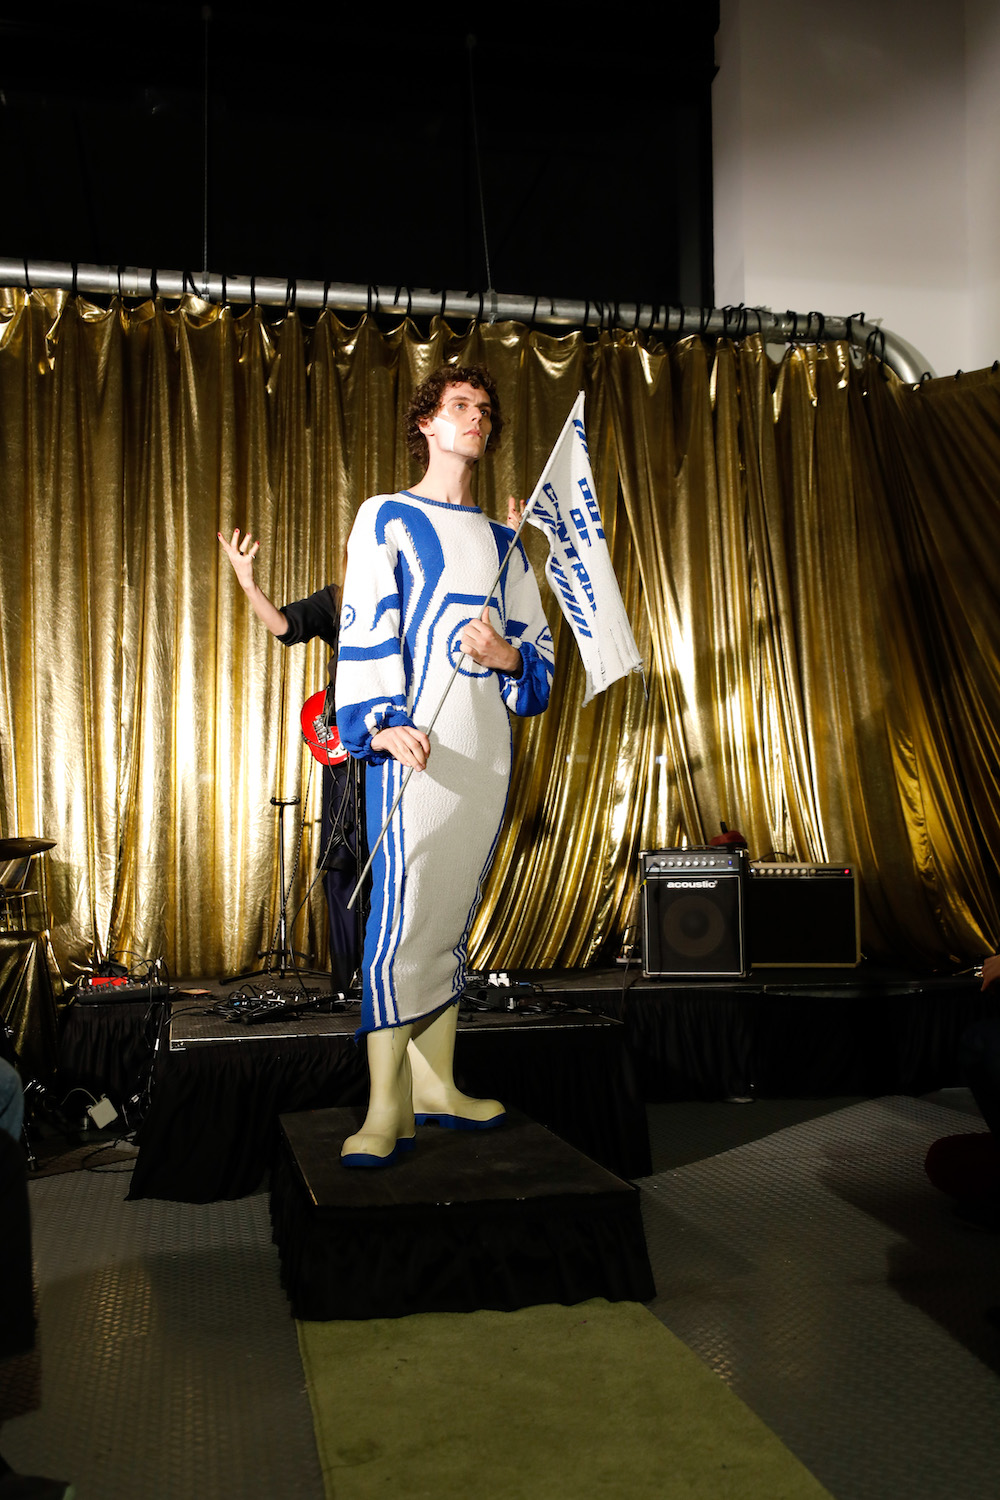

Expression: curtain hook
xmin=71 ymin=262 xmax=78 ymax=299
xmin=22 ymin=258 xmax=31 ymax=293
xmin=921 ymin=369 xmax=934 ymax=383
xmin=865 ymin=326 xmax=891 ymax=380
xmin=150 ymin=266 xmax=159 ymax=300
xmin=322 ymin=279 xmax=330 ymax=314
xmin=219 ymin=271 xmax=226 ymax=305
xmin=439 ymin=287 xmax=447 ymax=320
xmin=285 ymin=278 xmax=296 ymax=313
xmin=250 ymin=274 xmax=257 ymax=309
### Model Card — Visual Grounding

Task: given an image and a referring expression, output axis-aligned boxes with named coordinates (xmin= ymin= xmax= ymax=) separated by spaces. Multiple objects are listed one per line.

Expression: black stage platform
xmin=52 ymin=962 xmax=996 ymax=1205
xmin=125 ymin=996 xmax=651 ymax=1202
xmin=539 ymin=965 xmax=996 ymax=1101
xmin=270 ymin=1106 xmax=656 ymax=1320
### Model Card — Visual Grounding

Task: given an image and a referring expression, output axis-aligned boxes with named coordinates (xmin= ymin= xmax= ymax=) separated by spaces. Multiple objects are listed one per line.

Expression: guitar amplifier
xmin=640 ymin=847 xmax=749 ymax=978
xmin=747 ymin=862 xmax=859 ymax=967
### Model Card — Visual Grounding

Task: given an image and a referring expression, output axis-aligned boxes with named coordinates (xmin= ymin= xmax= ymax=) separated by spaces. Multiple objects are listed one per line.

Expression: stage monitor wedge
xmin=640 ymin=847 xmax=749 ymax=979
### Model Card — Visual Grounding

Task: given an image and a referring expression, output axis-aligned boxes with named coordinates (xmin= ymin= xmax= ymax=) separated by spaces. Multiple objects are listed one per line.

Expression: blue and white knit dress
xmin=335 ymin=492 xmax=553 ymax=1035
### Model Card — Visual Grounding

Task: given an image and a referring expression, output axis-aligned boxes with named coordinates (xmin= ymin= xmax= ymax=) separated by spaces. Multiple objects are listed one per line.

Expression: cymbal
xmin=0 ymin=837 xmax=56 ymax=859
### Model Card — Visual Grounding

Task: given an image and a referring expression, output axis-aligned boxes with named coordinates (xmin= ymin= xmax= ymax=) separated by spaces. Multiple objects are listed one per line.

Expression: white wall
xmin=965 ymin=0 xmax=1000 ymax=373
xmin=713 ymin=0 xmax=1000 ymax=377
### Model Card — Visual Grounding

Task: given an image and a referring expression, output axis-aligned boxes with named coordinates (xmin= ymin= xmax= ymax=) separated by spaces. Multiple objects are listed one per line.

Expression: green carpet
xmin=298 ymin=1298 xmax=833 ymax=1500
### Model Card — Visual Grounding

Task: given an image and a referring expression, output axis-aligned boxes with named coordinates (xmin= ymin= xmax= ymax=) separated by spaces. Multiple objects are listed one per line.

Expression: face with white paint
xmin=419 ymin=381 xmax=493 ymax=463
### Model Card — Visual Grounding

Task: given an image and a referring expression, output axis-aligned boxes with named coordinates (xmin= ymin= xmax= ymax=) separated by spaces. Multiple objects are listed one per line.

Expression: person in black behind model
xmin=218 ymin=529 xmax=363 ymax=992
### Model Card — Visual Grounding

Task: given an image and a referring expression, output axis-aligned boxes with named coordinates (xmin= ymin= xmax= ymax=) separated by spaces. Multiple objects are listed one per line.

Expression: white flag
xmin=524 ymin=392 xmax=643 ymax=705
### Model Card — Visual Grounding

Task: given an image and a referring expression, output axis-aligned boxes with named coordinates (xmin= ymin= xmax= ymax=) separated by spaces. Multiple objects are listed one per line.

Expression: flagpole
xmin=346 ymin=492 xmax=545 ymax=911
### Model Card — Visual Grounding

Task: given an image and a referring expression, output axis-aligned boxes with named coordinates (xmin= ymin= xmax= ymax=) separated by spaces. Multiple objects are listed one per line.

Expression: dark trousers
xmin=320 ymin=760 xmax=366 ymax=993
xmin=960 ymin=1016 xmax=1000 ymax=1138
xmin=0 ymin=1111 xmax=35 ymax=1368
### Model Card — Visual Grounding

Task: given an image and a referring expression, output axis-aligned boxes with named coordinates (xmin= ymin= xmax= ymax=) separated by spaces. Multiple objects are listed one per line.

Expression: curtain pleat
xmin=2 ymin=290 xmax=999 ymax=980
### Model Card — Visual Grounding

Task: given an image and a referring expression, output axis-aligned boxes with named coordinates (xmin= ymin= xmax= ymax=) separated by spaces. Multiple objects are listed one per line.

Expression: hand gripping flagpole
xmin=346 ymin=495 xmax=543 ymax=910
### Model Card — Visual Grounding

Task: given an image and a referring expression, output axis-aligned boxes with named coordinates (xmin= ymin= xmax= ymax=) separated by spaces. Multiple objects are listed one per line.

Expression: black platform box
xmin=270 ymin=1107 xmax=656 ymax=1320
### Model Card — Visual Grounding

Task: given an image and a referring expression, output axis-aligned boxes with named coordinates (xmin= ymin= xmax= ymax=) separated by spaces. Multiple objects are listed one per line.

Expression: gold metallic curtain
xmin=1 ymin=289 xmax=999 ymax=981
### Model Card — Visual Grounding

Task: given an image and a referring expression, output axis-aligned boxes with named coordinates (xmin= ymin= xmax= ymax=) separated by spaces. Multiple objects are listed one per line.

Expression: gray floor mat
xmin=640 ymin=1095 xmax=1000 ymax=1500
xmin=7 ymin=1096 xmax=999 ymax=1500
xmin=4 ymin=1167 xmax=323 ymax=1500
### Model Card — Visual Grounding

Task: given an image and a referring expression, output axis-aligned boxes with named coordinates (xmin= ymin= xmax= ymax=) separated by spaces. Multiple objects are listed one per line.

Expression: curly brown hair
xmin=405 ymin=364 xmax=503 ymax=463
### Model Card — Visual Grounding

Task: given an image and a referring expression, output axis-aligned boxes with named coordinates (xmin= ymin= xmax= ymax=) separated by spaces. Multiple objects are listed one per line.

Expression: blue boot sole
xmin=341 ymin=1136 xmax=416 ymax=1169
xmin=414 ymin=1111 xmax=506 ymax=1131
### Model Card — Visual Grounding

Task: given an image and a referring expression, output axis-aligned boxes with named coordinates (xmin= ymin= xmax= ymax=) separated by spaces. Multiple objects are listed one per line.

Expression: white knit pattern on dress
xmin=336 ymin=492 xmax=553 ymax=1031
